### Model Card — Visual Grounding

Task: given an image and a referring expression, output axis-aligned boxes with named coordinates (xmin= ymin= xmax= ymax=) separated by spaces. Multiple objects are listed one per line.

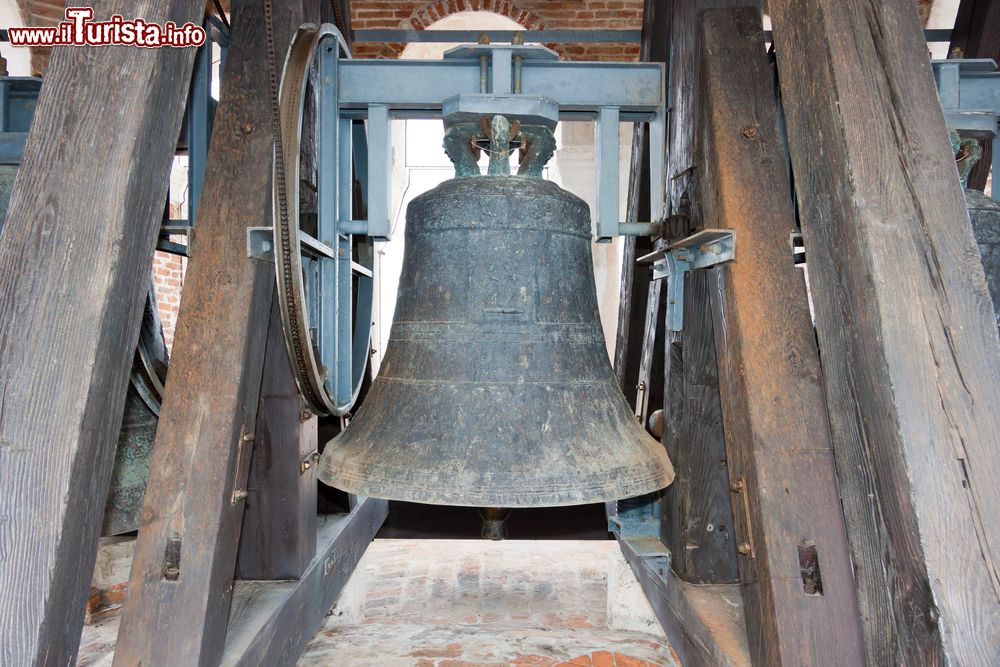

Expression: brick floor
xmin=300 ymin=540 xmax=679 ymax=666
xmin=79 ymin=539 xmax=678 ymax=666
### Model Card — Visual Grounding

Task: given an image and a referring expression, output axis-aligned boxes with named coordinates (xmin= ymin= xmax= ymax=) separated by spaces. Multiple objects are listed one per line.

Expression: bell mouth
xmin=317 ymin=377 xmax=675 ymax=509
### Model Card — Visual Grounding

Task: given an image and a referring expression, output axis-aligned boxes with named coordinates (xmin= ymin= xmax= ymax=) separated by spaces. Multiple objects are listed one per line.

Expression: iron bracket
xmin=639 ymin=229 xmax=736 ymax=332
xmin=932 ymin=58 xmax=1000 ymax=200
xmin=608 ymin=494 xmax=671 ymax=587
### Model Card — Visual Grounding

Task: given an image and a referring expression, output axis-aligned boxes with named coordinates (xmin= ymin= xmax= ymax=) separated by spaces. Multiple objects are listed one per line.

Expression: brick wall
xmin=351 ymin=0 xmax=938 ymax=61
xmin=351 ymin=0 xmax=643 ymax=61
xmin=152 ymin=249 xmax=186 ymax=349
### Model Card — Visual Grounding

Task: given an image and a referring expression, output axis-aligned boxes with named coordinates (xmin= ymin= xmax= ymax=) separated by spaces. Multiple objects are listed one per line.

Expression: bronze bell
xmin=317 ymin=117 xmax=674 ymax=507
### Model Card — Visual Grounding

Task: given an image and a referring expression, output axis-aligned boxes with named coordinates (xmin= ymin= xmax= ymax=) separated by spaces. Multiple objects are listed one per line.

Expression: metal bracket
xmin=932 ymin=58 xmax=1000 ymax=200
xmin=300 ymin=449 xmax=320 ymax=475
xmin=608 ymin=495 xmax=671 ymax=586
xmin=639 ymin=229 xmax=736 ymax=332
xmin=247 ymin=226 xmax=339 ymax=263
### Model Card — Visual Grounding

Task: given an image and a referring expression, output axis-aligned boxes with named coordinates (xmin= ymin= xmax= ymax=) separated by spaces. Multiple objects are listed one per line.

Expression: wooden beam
xmin=224 ymin=498 xmax=387 ymax=665
xmin=618 ymin=539 xmax=750 ymax=667
xmin=949 ymin=0 xmax=1000 ymax=191
xmin=662 ymin=271 xmax=738 ymax=585
xmin=114 ymin=2 xmax=317 ymax=665
xmin=699 ymin=9 xmax=867 ymax=664
xmin=614 ymin=126 xmax=653 ymax=405
xmin=657 ymin=0 xmax=749 ymax=590
xmin=0 ymin=1 xmax=200 ymax=662
xmin=236 ymin=294 xmax=318 ymax=580
xmin=634 ymin=271 xmax=665 ymax=423
xmin=613 ymin=0 xmax=669 ymax=401
xmin=770 ymin=0 xmax=1000 ymax=662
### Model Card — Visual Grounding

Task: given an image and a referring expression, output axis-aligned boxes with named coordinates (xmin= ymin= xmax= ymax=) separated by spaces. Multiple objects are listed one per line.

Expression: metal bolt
xmin=325 ymin=557 xmax=336 ymax=574
xmin=300 ymin=409 xmax=312 ymax=422
xmin=233 ymin=489 xmax=249 ymax=501
xmin=239 ymin=121 xmax=254 ymax=135
xmin=731 ymin=480 xmax=744 ymax=493
xmin=742 ymin=125 xmax=758 ymax=139
xmin=737 ymin=542 xmax=752 ymax=556
xmin=243 ymin=432 xmax=255 ymax=443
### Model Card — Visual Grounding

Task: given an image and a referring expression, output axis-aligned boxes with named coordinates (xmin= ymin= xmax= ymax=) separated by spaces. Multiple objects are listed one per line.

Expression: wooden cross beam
xmin=771 ymin=0 xmax=1000 ymax=662
xmin=0 ymin=1 xmax=201 ymax=663
xmin=114 ymin=2 xmax=321 ymax=664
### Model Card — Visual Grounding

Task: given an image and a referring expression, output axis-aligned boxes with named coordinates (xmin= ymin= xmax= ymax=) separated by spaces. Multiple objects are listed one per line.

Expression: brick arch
xmin=372 ymin=0 xmax=554 ymax=59
xmin=407 ymin=0 xmax=544 ymax=32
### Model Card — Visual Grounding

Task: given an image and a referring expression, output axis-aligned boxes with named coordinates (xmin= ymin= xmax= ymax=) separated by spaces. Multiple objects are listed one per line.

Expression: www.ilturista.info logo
xmin=7 ymin=8 xmax=206 ymax=48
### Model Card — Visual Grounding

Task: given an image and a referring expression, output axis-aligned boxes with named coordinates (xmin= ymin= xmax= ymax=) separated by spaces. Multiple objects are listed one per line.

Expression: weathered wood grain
xmin=0 ymin=2 xmax=200 ymax=663
xmin=236 ymin=293 xmax=318 ymax=580
xmin=770 ymin=0 xmax=1000 ymax=663
xmin=661 ymin=272 xmax=738 ymax=585
xmin=950 ymin=0 xmax=1000 ymax=191
xmin=699 ymin=8 xmax=867 ymax=665
xmin=665 ymin=0 xmax=762 ymax=238
xmin=113 ymin=2 xmax=317 ymax=665
xmin=635 ymin=272 xmax=664 ymax=423
xmin=618 ymin=539 xmax=750 ymax=667
xmin=613 ymin=0 xmax=667 ymax=401
xmin=657 ymin=0 xmax=751 ymax=590
xmin=614 ymin=125 xmax=653 ymax=406
xmin=223 ymin=498 xmax=387 ymax=666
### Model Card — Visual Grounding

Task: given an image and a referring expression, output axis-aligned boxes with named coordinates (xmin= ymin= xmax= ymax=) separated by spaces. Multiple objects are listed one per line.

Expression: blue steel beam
xmin=336 ymin=59 xmax=664 ymax=113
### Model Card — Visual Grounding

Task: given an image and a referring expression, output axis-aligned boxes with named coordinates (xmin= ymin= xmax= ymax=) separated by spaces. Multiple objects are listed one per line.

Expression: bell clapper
xmin=479 ymin=507 xmax=513 ymax=541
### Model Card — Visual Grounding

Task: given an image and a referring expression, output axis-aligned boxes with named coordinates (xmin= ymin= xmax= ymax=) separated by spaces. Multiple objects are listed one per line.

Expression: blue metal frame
xmin=637 ymin=229 xmax=736 ymax=332
xmin=318 ymin=41 xmax=668 ymax=242
xmin=933 ymin=58 xmax=1000 ymax=201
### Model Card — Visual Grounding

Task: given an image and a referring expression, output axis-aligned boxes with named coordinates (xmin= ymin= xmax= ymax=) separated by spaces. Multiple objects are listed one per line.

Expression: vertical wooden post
xmin=614 ymin=0 xmax=669 ymax=401
xmin=658 ymin=0 xmax=752 ymax=586
xmin=662 ymin=272 xmax=739 ymax=584
xmin=698 ymin=8 xmax=867 ymax=664
xmin=236 ymin=295 xmax=318 ymax=579
xmin=770 ymin=0 xmax=1000 ymax=662
xmin=0 ymin=1 xmax=200 ymax=663
xmin=114 ymin=2 xmax=315 ymax=665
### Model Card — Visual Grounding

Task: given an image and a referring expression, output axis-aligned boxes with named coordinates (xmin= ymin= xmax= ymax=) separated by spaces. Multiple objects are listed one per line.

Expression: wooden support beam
xmin=770 ymin=0 xmax=1000 ymax=662
xmin=950 ymin=0 xmax=1000 ymax=191
xmin=634 ymin=272 xmax=665 ymax=424
xmin=662 ymin=272 xmax=738 ymax=585
xmin=236 ymin=294 xmax=318 ymax=579
xmin=619 ymin=538 xmax=750 ymax=667
xmin=224 ymin=498 xmax=387 ymax=665
xmin=114 ymin=2 xmax=316 ymax=665
xmin=699 ymin=8 xmax=867 ymax=664
xmin=0 ymin=1 xmax=200 ymax=662
xmin=613 ymin=0 xmax=669 ymax=401
xmin=657 ymin=0 xmax=751 ymax=589
xmin=614 ymin=125 xmax=653 ymax=405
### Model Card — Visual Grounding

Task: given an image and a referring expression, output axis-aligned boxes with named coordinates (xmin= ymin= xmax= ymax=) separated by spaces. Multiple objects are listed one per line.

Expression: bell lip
xmin=316 ymin=455 xmax=675 ymax=509
xmin=315 ymin=479 xmax=675 ymax=509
